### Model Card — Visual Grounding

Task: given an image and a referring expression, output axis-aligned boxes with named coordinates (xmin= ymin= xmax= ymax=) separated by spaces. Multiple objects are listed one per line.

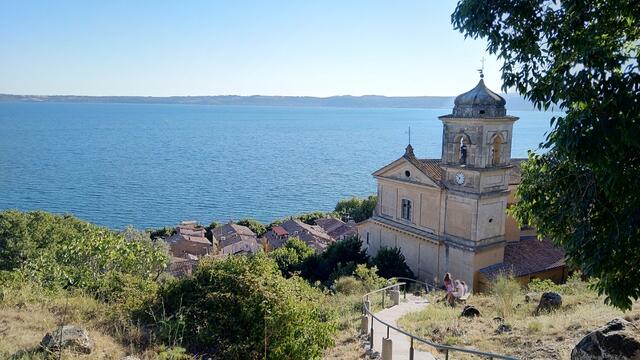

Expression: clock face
xmin=455 ymin=172 xmax=465 ymax=185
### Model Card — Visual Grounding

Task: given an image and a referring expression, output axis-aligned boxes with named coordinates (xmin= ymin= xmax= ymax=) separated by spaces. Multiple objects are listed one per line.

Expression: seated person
xmin=460 ymin=280 xmax=469 ymax=295
xmin=447 ymin=280 xmax=466 ymax=306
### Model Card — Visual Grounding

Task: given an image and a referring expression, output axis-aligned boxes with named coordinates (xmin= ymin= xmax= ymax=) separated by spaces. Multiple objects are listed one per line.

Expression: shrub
xmin=333 ymin=276 xmax=363 ymax=295
xmin=269 ymin=237 xmax=314 ymax=276
xmin=491 ymin=274 xmax=521 ymax=318
xmin=372 ymin=246 xmax=414 ymax=279
xmin=150 ymin=254 xmax=336 ymax=359
xmin=300 ymin=235 xmax=368 ymax=283
xmin=353 ymin=264 xmax=386 ymax=291
xmin=528 ymin=278 xmax=562 ymax=293
xmin=0 ymin=210 xmax=168 ymax=294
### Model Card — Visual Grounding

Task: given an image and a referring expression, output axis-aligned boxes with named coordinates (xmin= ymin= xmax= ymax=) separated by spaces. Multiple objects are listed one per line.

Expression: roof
xmin=272 ymin=226 xmax=288 ymax=237
xmin=454 ymin=79 xmax=506 ymax=107
xmin=212 ymin=222 xmax=258 ymax=248
xmin=401 ymin=153 xmax=525 ymax=188
xmin=265 ymin=219 xmax=334 ymax=252
xmin=167 ymin=230 xmax=211 ymax=245
xmin=315 ymin=217 xmax=357 ymax=240
xmin=479 ymin=237 xmax=566 ymax=279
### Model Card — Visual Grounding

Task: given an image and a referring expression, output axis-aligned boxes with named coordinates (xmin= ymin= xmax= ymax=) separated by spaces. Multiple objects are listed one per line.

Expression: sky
xmin=0 ymin=1 xmax=504 ymax=97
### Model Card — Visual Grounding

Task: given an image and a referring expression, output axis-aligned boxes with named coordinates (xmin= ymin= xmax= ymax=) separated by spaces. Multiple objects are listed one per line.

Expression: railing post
xmin=369 ymin=314 xmax=374 ymax=350
xmin=382 ymin=290 xmax=385 ymax=308
xmin=409 ymin=337 xmax=414 ymax=360
xmin=403 ymin=284 xmax=407 ymax=300
xmin=386 ymin=325 xmax=389 ymax=338
xmin=445 ymin=349 xmax=449 ymax=360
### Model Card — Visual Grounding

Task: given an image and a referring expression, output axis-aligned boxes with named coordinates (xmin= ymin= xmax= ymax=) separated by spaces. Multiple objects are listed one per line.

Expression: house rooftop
xmin=479 ymin=237 xmax=565 ymax=279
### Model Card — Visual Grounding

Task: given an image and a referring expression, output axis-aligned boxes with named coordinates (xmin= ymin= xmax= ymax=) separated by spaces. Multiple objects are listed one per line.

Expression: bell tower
xmin=437 ymin=75 xmax=518 ymax=286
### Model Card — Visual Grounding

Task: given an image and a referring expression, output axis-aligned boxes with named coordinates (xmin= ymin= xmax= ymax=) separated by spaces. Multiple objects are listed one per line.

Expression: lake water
xmin=0 ymin=102 xmax=552 ymax=229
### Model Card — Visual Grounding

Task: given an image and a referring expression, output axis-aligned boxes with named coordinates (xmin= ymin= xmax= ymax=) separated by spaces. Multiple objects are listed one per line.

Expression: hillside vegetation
xmin=397 ymin=275 xmax=640 ymax=360
xmin=0 ymin=209 xmax=399 ymax=359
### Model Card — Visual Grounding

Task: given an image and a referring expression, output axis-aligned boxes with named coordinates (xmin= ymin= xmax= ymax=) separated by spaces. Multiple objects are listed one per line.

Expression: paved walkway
xmin=370 ymin=294 xmax=436 ymax=360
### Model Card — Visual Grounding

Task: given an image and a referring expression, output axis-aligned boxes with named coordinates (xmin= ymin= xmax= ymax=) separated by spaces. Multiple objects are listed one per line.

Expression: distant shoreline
xmin=0 ymin=93 xmax=537 ymax=111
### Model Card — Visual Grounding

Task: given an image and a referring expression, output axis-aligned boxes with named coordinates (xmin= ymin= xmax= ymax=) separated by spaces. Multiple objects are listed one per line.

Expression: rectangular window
xmin=366 ymin=232 xmax=370 ymax=245
xmin=401 ymin=199 xmax=412 ymax=221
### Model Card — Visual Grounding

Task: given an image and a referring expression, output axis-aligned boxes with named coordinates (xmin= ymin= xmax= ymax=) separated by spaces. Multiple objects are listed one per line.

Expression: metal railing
xmin=362 ymin=277 xmax=518 ymax=360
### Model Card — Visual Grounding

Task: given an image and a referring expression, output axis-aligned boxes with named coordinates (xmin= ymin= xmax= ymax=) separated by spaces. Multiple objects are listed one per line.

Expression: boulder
xmin=41 ymin=325 xmax=94 ymax=354
xmin=460 ymin=304 xmax=480 ymax=318
xmin=536 ymin=291 xmax=562 ymax=313
xmin=121 ymin=357 xmax=141 ymax=360
xmin=571 ymin=318 xmax=640 ymax=360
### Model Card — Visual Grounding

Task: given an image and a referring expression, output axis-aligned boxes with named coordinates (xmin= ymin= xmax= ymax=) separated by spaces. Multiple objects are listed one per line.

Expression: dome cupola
xmin=452 ymin=78 xmax=506 ymax=118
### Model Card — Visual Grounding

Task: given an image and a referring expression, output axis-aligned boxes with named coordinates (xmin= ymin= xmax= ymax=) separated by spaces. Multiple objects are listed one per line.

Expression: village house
xmin=263 ymin=218 xmax=334 ymax=252
xmin=357 ymin=75 xmax=567 ymax=292
xmin=212 ymin=222 xmax=260 ymax=256
xmin=314 ymin=217 xmax=357 ymax=240
xmin=165 ymin=222 xmax=214 ymax=259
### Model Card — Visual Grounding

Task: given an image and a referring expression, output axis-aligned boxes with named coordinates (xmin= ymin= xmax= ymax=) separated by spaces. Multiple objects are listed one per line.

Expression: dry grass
xmin=0 ymin=283 xmax=142 ymax=359
xmin=322 ymin=293 xmax=367 ymax=359
xmin=397 ymin=279 xmax=640 ymax=360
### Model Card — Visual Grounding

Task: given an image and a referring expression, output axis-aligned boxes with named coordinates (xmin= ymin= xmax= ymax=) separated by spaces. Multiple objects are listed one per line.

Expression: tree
xmin=0 ymin=210 xmax=168 ymax=293
xmin=300 ymin=235 xmax=369 ymax=283
xmin=269 ymin=237 xmax=314 ymax=276
xmin=452 ymin=0 xmax=640 ymax=309
xmin=372 ymin=247 xmax=414 ymax=279
xmin=237 ymin=218 xmax=267 ymax=236
xmin=152 ymin=254 xmax=336 ymax=359
xmin=334 ymin=195 xmax=377 ymax=223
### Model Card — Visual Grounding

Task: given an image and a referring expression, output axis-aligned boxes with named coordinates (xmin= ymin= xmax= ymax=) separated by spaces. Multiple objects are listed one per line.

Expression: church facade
xmin=357 ymin=78 xmax=566 ymax=291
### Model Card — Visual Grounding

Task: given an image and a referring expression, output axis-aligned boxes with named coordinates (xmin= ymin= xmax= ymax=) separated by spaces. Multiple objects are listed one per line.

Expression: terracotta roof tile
xmin=479 ymin=238 xmax=565 ymax=279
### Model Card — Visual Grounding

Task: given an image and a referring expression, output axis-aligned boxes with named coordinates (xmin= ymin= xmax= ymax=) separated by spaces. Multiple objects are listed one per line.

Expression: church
xmin=357 ymin=76 xmax=566 ymax=292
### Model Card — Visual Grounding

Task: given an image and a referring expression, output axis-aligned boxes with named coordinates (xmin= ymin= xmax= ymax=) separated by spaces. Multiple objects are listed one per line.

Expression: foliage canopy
xmin=453 ymin=0 xmax=640 ymax=309
xmin=153 ymin=254 xmax=336 ymax=359
xmin=372 ymin=246 xmax=415 ymax=279
xmin=334 ymin=195 xmax=377 ymax=223
xmin=0 ymin=210 xmax=168 ymax=297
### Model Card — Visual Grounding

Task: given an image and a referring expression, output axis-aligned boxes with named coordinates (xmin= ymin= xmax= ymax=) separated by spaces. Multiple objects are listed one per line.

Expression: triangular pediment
xmin=373 ymin=157 xmax=441 ymax=188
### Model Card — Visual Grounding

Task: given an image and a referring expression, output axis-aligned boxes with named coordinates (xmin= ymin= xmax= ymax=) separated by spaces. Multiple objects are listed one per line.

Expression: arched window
xmin=490 ymin=135 xmax=502 ymax=165
xmin=453 ymin=133 xmax=471 ymax=165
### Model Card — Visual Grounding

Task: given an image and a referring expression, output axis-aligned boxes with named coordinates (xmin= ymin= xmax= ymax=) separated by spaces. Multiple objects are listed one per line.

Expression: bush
xmin=353 ymin=264 xmax=386 ymax=291
xmin=334 ymin=195 xmax=377 ymax=222
xmin=237 ymin=218 xmax=267 ymax=236
xmin=528 ymin=278 xmax=562 ymax=294
xmin=333 ymin=276 xmax=363 ymax=295
xmin=150 ymin=254 xmax=336 ymax=359
xmin=372 ymin=246 xmax=414 ymax=279
xmin=300 ymin=236 xmax=369 ymax=284
xmin=269 ymin=237 xmax=314 ymax=276
xmin=0 ymin=210 xmax=168 ymax=294
xmin=491 ymin=274 xmax=522 ymax=318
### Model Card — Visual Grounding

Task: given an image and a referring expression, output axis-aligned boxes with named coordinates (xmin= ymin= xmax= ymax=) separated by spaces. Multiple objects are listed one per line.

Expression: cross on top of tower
xmin=478 ymin=56 xmax=486 ymax=78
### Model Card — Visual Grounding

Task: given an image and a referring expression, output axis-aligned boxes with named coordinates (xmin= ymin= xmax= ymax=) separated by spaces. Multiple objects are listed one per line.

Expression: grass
xmin=0 ymin=282 xmax=189 ymax=359
xmin=396 ymin=276 xmax=640 ymax=360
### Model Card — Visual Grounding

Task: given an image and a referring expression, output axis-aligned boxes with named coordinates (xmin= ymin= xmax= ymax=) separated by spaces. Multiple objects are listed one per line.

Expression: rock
xmin=571 ymin=318 xmax=640 ymax=360
xmin=121 ymin=357 xmax=141 ymax=360
xmin=460 ymin=304 xmax=480 ymax=318
xmin=496 ymin=323 xmax=512 ymax=334
xmin=493 ymin=316 xmax=504 ymax=323
xmin=536 ymin=291 xmax=562 ymax=313
xmin=41 ymin=325 xmax=94 ymax=354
